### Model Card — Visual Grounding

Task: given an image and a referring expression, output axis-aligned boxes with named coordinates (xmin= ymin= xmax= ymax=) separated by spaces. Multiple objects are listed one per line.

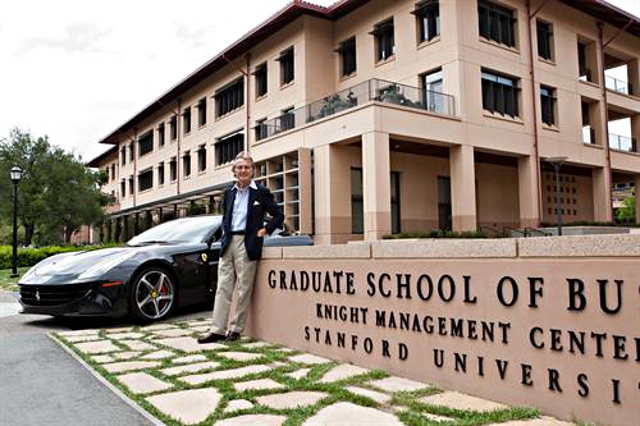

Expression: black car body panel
xmin=18 ymin=216 xmax=312 ymax=320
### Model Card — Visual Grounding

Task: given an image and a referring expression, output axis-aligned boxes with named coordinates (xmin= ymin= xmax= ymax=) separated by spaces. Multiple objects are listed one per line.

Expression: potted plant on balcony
xmin=379 ymin=84 xmax=412 ymax=106
xmin=319 ymin=94 xmax=354 ymax=118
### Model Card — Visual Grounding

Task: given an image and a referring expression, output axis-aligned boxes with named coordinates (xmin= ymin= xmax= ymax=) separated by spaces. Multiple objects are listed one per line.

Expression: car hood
xmin=20 ymin=247 xmax=144 ymax=285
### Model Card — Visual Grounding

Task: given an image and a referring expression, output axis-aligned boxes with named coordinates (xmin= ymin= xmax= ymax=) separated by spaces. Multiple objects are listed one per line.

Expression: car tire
xmin=129 ymin=266 xmax=177 ymax=323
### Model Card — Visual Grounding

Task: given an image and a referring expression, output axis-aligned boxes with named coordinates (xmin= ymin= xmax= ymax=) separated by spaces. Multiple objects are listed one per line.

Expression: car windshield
xmin=126 ymin=216 xmax=222 ymax=246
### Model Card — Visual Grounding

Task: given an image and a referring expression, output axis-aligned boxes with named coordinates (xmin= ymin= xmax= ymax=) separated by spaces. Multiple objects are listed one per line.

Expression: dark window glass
xmin=170 ymin=158 xmax=177 ymax=181
xmin=216 ymin=132 xmax=244 ymax=166
xmin=128 ymin=144 xmax=134 ymax=162
xmin=391 ymin=171 xmax=401 ymax=234
xmin=421 ymin=68 xmax=444 ymax=112
xmin=197 ymin=146 xmax=206 ymax=172
xmin=158 ymin=162 xmax=165 ymax=186
xmin=183 ymin=151 xmax=191 ymax=177
xmin=215 ymin=78 xmax=244 ymax=117
xmin=280 ymin=107 xmax=295 ymax=132
xmin=413 ymin=0 xmax=440 ymax=43
xmin=183 ymin=107 xmax=191 ymax=134
xmin=138 ymin=169 xmax=153 ymax=192
xmin=351 ymin=168 xmax=363 ymax=234
xmin=120 ymin=180 xmax=126 ymax=198
xmin=138 ymin=131 xmax=153 ymax=157
xmin=372 ymin=18 xmax=395 ymax=61
xmin=170 ymin=116 xmax=177 ymax=140
xmin=128 ymin=177 xmax=134 ymax=196
xmin=121 ymin=147 xmax=126 ymax=165
xmin=254 ymin=63 xmax=268 ymax=97
xmin=540 ymin=85 xmax=556 ymax=125
xmin=255 ymin=118 xmax=267 ymax=141
xmin=278 ymin=48 xmax=294 ymax=85
xmin=338 ymin=37 xmax=357 ymax=76
xmin=481 ymin=70 xmax=519 ymax=117
xmin=158 ymin=123 xmax=165 ymax=146
xmin=197 ymin=98 xmax=207 ymax=126
xmin=537 ymin=20 xmax=552 ymax=60
xmin=111 ymin=164 xmax=115 ymax=181
xmin=478 ymin=1 xmax=516 ymax=47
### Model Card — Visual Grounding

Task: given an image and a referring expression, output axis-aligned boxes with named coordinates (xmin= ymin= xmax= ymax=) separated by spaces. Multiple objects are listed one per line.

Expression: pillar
xmin=362 ymin=131 xmax=391 ymax=241
xmin=592 ymin=167 xmax=613 ymax=222
xmin=450 ymin=144 xmax=477 ymax=232
xmin=518 ymin=156 xmax=540 ymax=228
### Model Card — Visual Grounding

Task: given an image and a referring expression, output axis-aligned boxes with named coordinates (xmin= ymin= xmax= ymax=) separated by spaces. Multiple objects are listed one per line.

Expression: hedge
xmin=0 ymin=244 xmax=121 ymax=270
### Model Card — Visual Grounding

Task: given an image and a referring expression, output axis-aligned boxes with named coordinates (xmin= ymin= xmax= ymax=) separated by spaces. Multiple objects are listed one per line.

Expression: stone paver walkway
xmin=54 ymin=319 xmax=582 ymax=426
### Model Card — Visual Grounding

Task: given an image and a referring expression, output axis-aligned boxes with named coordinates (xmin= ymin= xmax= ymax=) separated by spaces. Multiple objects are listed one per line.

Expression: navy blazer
xmin=220 ymin=183 xmax=284 ymax=261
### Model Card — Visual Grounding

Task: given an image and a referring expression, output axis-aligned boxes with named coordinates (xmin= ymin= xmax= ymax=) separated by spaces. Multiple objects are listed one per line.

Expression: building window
xmin=280 ymin=107 xmax=295 ymax=132
xmin=197 ymin=145 xmax=206 ymax=172
xmin=120 ymin=180 xmax=126 ymax=198
xmin=413 ymin=0 xmax=440 ymax=43
xmin=216 ymin=131 xmax=244 ymax=166
xmin=128 ymin=144 xmax=134 ymax=162
xmin=183 ymin=107 xmax=191 ymax=134
xmin=128 ymin=176 xmax=134 ymax=196
xmin=138 ymin=169 xmax=153 ymax=192
xmin=169 ymin=157 xmax=177 ymax=181
xmin=183 ymin=151 xmax=191 ymax=177
xmin=138 ymin=131 xmax=153 ymax=157
xmin=481 ymin=69 xmax=519 ymax=117
xmin=121 ymin=147 xmax=126 ymax=166
xmin=478 ymin=0 xmax=516 ymax=48
xmin=255 ymin=118 xmax=267 ymax=141
xmin=351 ymin=168 xmax=363 ymax=234
xmin=372 ymin=18 xmax=395 ymax=62
xmin=158 ymin=123 xmax=165 ymax=147
xmin=278 ymin=47 xmax=294 ymax=86
xmin=254 ymin=63 xmax=268 ymax=98
xmin=170 ymin=116 xmax=177 ymax=140
xmin=337 ymin=37 xmax=357 ymax=77
xmin=540 ymin=85 xmax=556 ymax=126
xmin=197 ymin=98 xmax=207 ymax=126
xmin=537 ymin=20 xmax=553 ymax=60
xmin=421 ymin=68 xmax=444 ymax=112
xmin=391 ymin=171 xmax=401 ymax=234
xmin=158 ymin=162 xmax=165 ymax=186
xmin=215 ymin=78 xmax=244 ymax=117
xmin=111 ymin=164 xmax=116 ymax=181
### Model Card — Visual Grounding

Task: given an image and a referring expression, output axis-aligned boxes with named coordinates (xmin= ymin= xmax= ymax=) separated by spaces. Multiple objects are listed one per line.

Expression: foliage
xmin=0 ymin=128 xmax=109 ymax=245
xmin=383 ymin=229 xmax=488 ymax=239
xmin=615 ymin=193 xmax=636 ymax=224
xmin=0 ymin=243 xmax=121 ymax=269
xmin=0 ymin=267 xmax=30 ymax=292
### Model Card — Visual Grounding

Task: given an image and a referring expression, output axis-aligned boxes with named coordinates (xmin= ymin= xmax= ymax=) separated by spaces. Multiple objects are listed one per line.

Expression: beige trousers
xmin=210 ymin=235 xmax=258 ymax=334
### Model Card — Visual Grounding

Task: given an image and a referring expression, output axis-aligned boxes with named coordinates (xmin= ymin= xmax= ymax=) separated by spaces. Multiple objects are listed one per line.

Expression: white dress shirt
xmin=231 ymin=180 xmax=258 ymax=232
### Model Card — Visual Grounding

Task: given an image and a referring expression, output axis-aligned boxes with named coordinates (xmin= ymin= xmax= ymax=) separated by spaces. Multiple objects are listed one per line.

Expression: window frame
xmin=157 ymin=123 xmax=165 ymax=147
xmin=183 ymin=151 xmax=191 ymax=178
xmin=137 ymin=168 xmax=153 ymax=192
xmin=215 ymin=77 xmax=245 ymax=118
xmin=197 ymin=98 xmax=207 ymax=127
xmin=215 ymin=131 xmax=244 ymax=167
xmin=137 ymin=131 xmax=154 ymax=157
xmin=169 ymin=157 xmax=177 ymax=182
xmin=277 ymin=47 xmax=295 ymax=86
xmin=540 ymin=84 xmax=557 ymax=126
xmin=481 ymin=69 xmax=520 ymax=118
xmin=337 ymin=37 xmax=357 ymax=77
xmin=413 ymin=0 xmax=440 ymax=44
xmin=371 ymin=18 xmax=395 ymax=62
xmin=536 ymin=19 xmax=553 ymax=61
xmin=183 ymin=107 xmax=191 ymax=134
xmin=197 ymin=145 xmax=207 ymax=172
xmin=254 ymin=63 xmax=268 ymax=98
xmin=158 ymin=162 xmax=165 ymax=186
xmin=478 ymin=0 xmax=517 ymax=48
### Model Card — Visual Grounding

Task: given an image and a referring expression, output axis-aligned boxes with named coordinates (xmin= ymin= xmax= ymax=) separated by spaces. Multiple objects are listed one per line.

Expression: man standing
xmin=198 ymin=152 xmax=283 ymax=343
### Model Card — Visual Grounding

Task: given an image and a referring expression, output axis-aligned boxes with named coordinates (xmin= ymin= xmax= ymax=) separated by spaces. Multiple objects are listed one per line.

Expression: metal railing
xmin=605 ymin=75 xmax=632 ymax=95
xmin=609 ymin=133 xmax=637 ymax=152
xmin=257 ymin=78 xmax=456 ymax=140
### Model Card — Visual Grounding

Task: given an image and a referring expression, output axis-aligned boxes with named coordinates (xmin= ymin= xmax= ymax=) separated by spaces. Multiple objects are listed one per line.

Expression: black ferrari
xmin=18 ymin=215 xmax=311 ymax=322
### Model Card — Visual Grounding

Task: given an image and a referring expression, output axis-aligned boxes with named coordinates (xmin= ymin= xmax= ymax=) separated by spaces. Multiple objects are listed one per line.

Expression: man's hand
xmin=257 ymin=228 xmax=267 ymax=238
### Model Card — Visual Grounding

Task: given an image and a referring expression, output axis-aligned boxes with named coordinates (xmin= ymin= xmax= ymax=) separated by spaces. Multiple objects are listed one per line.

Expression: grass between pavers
xmin=54 ymin=321 xmax=543 ymax=426
xmin=0 ymin=267 xmax=29 ymax=292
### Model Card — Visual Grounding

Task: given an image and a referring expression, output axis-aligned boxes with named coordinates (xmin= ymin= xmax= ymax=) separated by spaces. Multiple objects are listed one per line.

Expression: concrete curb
xmin=49 ymin=333 xmax=166 ymax=426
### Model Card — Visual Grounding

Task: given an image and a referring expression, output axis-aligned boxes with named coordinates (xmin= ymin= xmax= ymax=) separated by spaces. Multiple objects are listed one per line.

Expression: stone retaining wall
xmin=244 ymin=235 xmax=640 ymax=426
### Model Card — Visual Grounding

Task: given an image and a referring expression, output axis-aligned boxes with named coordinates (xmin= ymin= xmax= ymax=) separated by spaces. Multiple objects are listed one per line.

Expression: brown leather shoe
xmin=197 ymin=332 xmax=226 ymax=344
xmin=225 ymin=331 xmax=241 ymax=342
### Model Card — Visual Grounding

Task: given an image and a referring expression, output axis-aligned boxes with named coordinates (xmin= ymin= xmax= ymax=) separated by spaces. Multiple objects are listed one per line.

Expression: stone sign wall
xmin=245 ymin=236 xmax=640 ymax=426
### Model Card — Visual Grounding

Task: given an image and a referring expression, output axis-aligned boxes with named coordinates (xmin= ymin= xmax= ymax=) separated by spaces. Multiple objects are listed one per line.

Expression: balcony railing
xmin=257 ymin=78 xmax=456 ymax=140
xmin=605 ymin=75 xmax=632 ymax=95
xmin=609 ymin=133 xmax=637 ymax=152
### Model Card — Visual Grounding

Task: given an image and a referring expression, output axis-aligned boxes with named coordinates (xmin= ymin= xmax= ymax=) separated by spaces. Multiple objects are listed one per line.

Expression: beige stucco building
xmin=89 ymin=0 xmax=640 ymax=245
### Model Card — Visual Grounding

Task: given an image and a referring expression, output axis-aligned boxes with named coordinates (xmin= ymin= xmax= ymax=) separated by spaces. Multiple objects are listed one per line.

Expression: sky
xmin=1 ymin=0 xmax=639 ymax=163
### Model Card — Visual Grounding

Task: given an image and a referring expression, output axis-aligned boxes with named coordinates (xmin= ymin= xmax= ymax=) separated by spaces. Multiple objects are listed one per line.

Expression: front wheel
xmin=129 ymin=267 xmax=176 ymax=322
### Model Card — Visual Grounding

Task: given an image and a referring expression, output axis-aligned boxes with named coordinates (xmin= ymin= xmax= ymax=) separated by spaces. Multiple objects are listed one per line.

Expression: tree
xmin=615 ymin=191 xmax=636 ymax=224
xmin=0 ymin=128 xmax=108 ymax=245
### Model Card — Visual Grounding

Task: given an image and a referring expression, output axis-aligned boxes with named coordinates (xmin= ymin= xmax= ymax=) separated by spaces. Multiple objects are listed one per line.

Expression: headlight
xmin=77 ymin=251 xmax=138 ymax=280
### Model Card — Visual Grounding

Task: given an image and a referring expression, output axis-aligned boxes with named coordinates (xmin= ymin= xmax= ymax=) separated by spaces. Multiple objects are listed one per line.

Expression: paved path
xmin=0 ymin=291 xmax=155 ymax=426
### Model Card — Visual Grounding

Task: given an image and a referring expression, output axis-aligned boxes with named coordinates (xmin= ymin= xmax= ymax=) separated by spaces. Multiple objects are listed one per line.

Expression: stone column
xmin=313 ymin=145 xmax=334 ymax=245
xmin=518 ymin=156 xmax=540 ymax=228
xmin=362 ymin=131 xmax=391 ymax=241
xmin=450 ymin=144 xmax=477 ymax=232
xmin=592 ymin=167 xmax=613 ymax=222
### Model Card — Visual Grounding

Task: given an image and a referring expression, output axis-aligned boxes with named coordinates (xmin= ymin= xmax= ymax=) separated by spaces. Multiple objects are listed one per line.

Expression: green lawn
xmin=0 ymin=267 xmax=29 ymax=292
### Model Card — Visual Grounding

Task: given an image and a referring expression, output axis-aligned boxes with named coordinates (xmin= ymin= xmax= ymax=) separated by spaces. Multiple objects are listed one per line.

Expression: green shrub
xmin=383 ymin=230 xmax=487 ymax=239
xmin=0 ymin=243 xmax=122 ymax=269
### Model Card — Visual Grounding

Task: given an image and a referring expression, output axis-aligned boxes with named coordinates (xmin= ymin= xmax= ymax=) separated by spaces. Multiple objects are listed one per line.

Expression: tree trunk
xmin=23 ymin=224 xmax=34 ymax=246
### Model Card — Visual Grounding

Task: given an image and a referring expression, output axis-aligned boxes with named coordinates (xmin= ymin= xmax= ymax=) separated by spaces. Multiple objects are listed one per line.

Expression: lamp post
xmin=10 ymin=166 xmax=23 ymax=277
xmin=545 ymin=157 xmax=568 ymax=236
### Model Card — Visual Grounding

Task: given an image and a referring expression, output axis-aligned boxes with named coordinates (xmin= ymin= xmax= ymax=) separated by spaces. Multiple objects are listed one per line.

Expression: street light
xmin=545 ymin=157 xmax=568 ymax=236
xmin=10 ymin=166 xmax=22 ymax=278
